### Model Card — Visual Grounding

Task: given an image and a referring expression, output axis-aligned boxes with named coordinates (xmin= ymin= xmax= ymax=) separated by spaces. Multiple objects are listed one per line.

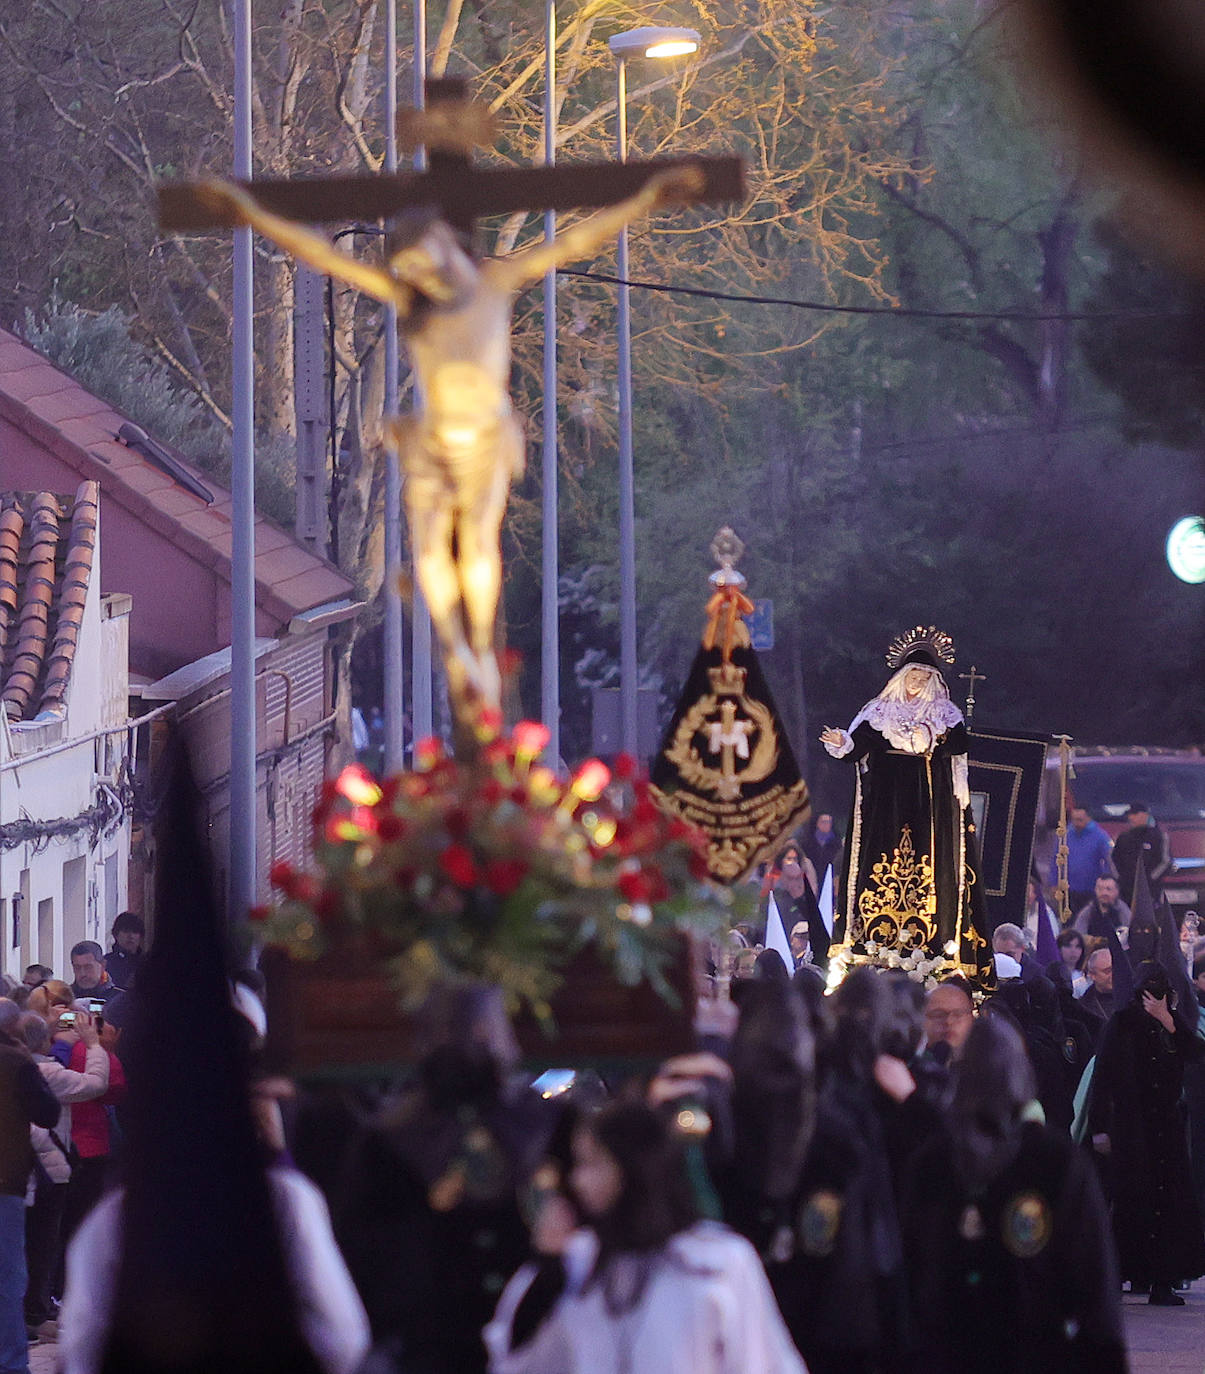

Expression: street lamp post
xmin=607 ymin=26 xmax=700 ymax=759
xmin=542 ymin=0 xmax=560 ymax=767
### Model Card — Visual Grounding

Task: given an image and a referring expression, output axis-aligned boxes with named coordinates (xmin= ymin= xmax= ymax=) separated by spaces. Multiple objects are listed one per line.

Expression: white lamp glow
xmin=1166 ymin=516 xmax=1205 ymax=584
xmin=608 ymin=26 xmax=701 ymax=59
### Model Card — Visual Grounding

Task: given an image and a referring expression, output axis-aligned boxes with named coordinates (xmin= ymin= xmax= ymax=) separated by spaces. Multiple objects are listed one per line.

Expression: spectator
xmin=486 ymin=1101 xmax=805 ymax=1373
xmin=991 ymin=923 xmax=1054 ymax=989
xmin=772 ymin=860 xmax=828 ymax=971
xmin=1072 ymin=876 xmax=1131 ymax=939
xmin=1089 ymin=962 xmax=1205 ymax=1305
xmin=1021 ymin=877 xmax=1059 ymax=953
xmin=57 ymin=1008 xmax=127 ymax=1262
xmin=27 ymin=982 xmax=75 ymax=1025
xmin=902 ymin=1017 xmax=1126 ymax=1373
xmin=22 ymin=967 xmax=52 ymax=992
xmin=803 ymin=814 xmax=842 ymax=886
xmin=788 ymin=922 xmax=815 ymax=973
xmin=18 ymin=1009 xmax=109 ymax=1343
xmin=1051 ymin=806 xmax=1113 ymax=914
xmin=68 ymin=944 xmax=122 ymax=1004
xmin=1111 ymin=802 xmax=1172 ymax=906
xmin=0 ymin=999 xmax=60 ymax=1373
xmin=103 ymin=913 xmax=144 ymax=992
xmin=1049 ymin=929 xmax=1088 ymax=996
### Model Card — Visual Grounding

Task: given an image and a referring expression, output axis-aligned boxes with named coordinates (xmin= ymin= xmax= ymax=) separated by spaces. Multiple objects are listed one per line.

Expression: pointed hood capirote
xmin=101 ymin=733 xmax=322 ymax=1374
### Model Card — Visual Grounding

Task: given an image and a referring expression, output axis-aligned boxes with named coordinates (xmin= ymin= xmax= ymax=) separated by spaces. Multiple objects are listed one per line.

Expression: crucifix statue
xmin=160 ymin=78 xmax=743 ymax=736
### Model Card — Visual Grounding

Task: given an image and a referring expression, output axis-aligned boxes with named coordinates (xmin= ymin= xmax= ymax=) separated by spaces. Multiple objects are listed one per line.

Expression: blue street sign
xmin=748 ymin=598 xmax=774 ymax=651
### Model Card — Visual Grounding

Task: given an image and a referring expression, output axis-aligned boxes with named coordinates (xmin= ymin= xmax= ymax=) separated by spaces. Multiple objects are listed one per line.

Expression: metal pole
xmin=615 ymin=55 xmax=638 ymax=758
xmin=410 ymin=0 xmax=434 ymax=744
xmin=382 ymin=0 xmax=406 ymax=773
xmin=228 ymin=0 xmax=257 ymax=922
xmin=541 ymin=0 xmax=560 ymax=765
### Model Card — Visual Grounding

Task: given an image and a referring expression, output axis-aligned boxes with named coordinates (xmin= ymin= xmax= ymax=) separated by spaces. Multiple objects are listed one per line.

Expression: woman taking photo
xmin=487 ymin=1102 xmax=803 ymax=1374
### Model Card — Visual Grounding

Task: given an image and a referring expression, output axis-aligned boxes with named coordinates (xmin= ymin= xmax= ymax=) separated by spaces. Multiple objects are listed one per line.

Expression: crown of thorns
xmin=885 ymin=625 xmax=956 ymax=670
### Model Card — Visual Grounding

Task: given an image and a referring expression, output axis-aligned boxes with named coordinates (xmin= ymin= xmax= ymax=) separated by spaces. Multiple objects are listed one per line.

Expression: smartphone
xmin=58 ymin=1012 xmax=76 ymax=1026
xmin=88 ymin=999 xmax=104 ymax=1016
xmin=532 ymin=1068 xmax=576 ymax=1100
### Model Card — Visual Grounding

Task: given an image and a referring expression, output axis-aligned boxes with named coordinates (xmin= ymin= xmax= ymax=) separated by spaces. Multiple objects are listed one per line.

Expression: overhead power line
xmin=556 ymin=268 xmax=1187 ymax=324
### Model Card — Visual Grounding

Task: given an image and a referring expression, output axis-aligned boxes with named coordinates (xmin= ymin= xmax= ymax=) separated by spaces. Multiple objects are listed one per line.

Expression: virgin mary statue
xmin=820 ymin=627 xmax=991 ymax=986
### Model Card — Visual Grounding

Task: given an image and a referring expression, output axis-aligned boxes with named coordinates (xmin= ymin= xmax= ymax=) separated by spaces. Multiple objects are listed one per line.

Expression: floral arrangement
xmin=825 ymin=936 xmax=964 ymax=992
xmin=256 ymin=717 xmax=733 ymax=1019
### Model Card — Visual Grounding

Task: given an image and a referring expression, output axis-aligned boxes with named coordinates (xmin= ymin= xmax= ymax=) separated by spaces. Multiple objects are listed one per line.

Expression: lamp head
xmin=608 ymin=26 xmax=701 ymax=60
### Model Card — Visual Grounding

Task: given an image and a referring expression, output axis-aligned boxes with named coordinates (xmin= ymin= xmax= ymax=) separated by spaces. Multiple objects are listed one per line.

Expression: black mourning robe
xmin=902 ymin=1123 xmax=1126 ymax=1374
xmin=836 ymin=721 xmax=991 ymax=985
xmin=1089 ymin=1002 xmax=1205 ymax=1284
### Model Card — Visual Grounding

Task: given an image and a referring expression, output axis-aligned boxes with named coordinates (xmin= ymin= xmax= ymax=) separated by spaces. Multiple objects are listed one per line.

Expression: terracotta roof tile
xmin=0 ymin=482 xmax=98 ymax=723
xmin=0 ymin=367 xmax=76 ymax=403
xmin=28 ymin=389 xmax=113 ymax=425
xmin=55 ymin=416 xmax=118 ymax=451
xmin=270 ymin=567 xmax=351 ymax=606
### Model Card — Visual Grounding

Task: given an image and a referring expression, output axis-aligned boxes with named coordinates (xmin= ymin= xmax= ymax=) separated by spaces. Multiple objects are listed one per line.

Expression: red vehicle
xmin=1040 ymin=747 xmax=1205 ymax=916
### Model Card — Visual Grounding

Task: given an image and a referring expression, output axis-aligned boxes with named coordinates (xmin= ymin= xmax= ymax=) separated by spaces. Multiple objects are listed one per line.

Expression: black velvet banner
xmin=649 ymin=641 xmax=810 ymax=885
xmin=967 ymin=727 xmax=1052 ymax=932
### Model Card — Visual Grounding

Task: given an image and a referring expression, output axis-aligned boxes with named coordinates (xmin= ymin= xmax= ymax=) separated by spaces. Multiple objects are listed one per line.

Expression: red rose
xmin=617 ymin=869 xmax=652 ymax=904
xmin=633 ymin=797 xmax=660 ymax=826
xmin=644 ymin=866 xmax=670 ymax=903
xmin=376 ymin=813 xmax=406 ymax=842
xmin=612 ymin=752 xmax=638 ymax=781
xmin=444 ymin=807 xmax=471 ymax=840
xmin=269 ymin=861 xmax=295 ymax=890
xmin=248 ymin=904 xmax=270 ymax=923
xmin=480 ymin=779 xmax=506 ymax=806
xmin=439 ymin=844 xmax=479 ymax=887
xmin=484 ymin=857 xmax=528 ymax=896
xmin=314 ymin=889 xmax=341 ymax=923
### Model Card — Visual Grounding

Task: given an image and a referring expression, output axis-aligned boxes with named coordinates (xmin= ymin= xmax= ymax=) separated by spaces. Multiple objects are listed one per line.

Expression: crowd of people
xmin=0 ymin=808 xmax=1201 ymax=1374
xmin=0 ymin=916 xmax=141 ymax=1366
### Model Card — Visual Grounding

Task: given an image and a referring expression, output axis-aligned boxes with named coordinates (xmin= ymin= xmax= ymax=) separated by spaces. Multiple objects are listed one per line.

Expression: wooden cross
xmin=159 ymin=77 xmax=743 ymax=236
xmin=958 ymin=664 xmax=987 ymax=724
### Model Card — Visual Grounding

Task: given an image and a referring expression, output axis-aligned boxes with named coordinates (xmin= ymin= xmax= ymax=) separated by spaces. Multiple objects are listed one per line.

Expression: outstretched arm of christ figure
xmin=187 ymin=179 xmax=408 ymax=308
xmin=489 ymin=164 xmax=707 ymax=290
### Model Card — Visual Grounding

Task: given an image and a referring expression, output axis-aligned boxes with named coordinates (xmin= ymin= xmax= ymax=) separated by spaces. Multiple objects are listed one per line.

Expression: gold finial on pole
xmin=1052 ymin=734 xmax=1075 ymax=925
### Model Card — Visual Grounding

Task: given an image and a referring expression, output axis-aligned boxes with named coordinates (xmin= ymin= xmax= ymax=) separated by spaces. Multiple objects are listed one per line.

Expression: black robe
xmin=835 ymin=721 xmax=991 ymax=985
xmin=902 ymin=1123 xmax=1126 ymax=1374
xmin=1088 ymin=1002 xmax=1205 ymax=1284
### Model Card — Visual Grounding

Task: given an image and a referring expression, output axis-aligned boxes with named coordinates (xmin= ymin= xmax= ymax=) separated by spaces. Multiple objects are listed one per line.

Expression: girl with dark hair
xmin=486 ymin=1102 xmax=803 ymax=1373
xmin=902 ymin=1018 xmax=1126 ymax=1374
xmin=1088 ymin=961 xmax=1205 ymax=1304
xmin=1051 ymin=928 xmax=1087 ymax=986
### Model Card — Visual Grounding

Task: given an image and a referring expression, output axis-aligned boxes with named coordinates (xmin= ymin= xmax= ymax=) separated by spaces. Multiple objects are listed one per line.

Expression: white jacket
xmin=486 ymin=1222 xmax=807 ymax=1374
xmin=59 ymin=1168 xmax=370 ymax=1374
xmin=31 ymin=1047 xmax=110 ymax=1185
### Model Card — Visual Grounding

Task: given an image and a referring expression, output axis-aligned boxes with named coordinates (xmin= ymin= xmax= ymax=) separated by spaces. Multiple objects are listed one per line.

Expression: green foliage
xmin=21 ymin=297 xmax=223 ymax=460
xmin=20 ymin=296 xmax=297 ymax=529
